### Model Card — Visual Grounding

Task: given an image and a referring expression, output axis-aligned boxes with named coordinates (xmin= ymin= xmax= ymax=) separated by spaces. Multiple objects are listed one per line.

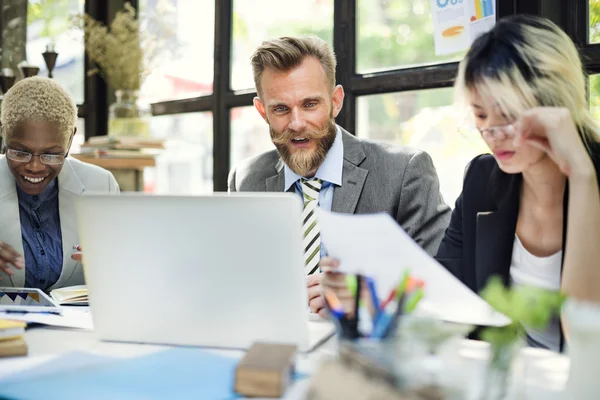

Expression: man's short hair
xmin=251 ymin=36 xmax=337 ymax=97
xmin=1 ymin=76 xmax=77 ymax=142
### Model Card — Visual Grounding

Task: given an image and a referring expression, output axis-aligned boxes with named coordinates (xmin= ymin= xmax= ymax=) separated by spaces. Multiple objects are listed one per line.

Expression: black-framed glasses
xmin=5 ymin=149 xmax=67 ymax=165
xmin=2 ymin=127 xmax=74 ymax=165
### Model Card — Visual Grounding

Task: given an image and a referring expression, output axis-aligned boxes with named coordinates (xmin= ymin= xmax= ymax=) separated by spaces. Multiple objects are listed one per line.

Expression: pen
xmin=366 ymin=277 xmax=380 ymax=316
xmin=3 ymin=309 xmax=61 ymax=315
xmin=403 ymin=286 xmax=424 ymax=314
xmin=345 ymin=275 xmax=361 ymax=339
xmin=323 ymin=288 xmax=358 ymax=339
xmin=324 ymin=289 xmax=345 ymax=319
xmin=345 ymin=275 xmax=357 ymax=297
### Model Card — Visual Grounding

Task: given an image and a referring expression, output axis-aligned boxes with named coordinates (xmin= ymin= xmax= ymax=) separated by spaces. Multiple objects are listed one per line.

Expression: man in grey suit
xmin=228 ymin=36 xmax=451 ymax=316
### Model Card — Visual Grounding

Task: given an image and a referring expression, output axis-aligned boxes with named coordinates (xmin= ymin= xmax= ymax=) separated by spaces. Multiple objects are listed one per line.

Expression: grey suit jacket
xmin=228 ymin=127 xmax=451 ymax=256
xmin=0 ymin=156 xmax=119 ymax=289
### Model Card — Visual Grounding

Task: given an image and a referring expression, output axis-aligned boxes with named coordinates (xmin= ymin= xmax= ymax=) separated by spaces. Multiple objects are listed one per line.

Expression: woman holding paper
xmin=322 ymin=15 xmax=600 ymax=352
xmin=0 ymin=77 xmax=119 ymax=291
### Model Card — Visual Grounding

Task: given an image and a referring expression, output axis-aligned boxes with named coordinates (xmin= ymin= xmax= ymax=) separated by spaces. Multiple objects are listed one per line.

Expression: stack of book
xmin=50 ymin=285 xmax=88 ymax=306
xmin=0 ymin=320 xmax=27 ymax=358
xmin=78 ymin=135 xmax=164 ymax=159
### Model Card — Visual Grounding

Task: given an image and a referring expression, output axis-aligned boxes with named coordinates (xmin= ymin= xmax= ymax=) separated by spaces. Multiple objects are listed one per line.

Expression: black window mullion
xmin=223 ymin=91 xmax=255 ymax=109
xmin=151 ymin=95 xmax=214 ymax=116
xmin=84 ymin=0 xmax=110 ymax=140
xmin=564 ymin=0 xmax=588 ymax=47
xmin=496 ymin=0 xmax=516 ymax=18
xmin=212 ymin=0 xmax=233 ymax=192
xmin=333 ymin=0 xmax=356 ymax=135
xmin=349 ymin=63 xmax=458 ymax=96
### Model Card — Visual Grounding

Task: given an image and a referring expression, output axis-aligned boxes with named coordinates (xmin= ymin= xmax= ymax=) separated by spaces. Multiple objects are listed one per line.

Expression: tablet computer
xmin=0 ymin=287 xmax=62 ymax=314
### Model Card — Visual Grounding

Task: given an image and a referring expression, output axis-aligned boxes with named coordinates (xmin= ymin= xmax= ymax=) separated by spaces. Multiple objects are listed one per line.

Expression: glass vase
xmin=480 ymin=339 xmax=522 ymax=400
xmin=108 ymin=89 xmax=151 ymax=137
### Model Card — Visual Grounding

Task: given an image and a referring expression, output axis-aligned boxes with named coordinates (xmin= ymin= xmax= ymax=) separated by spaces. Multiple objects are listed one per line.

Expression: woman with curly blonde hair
xmin=0 ymin=76 xmax=119 ymax=291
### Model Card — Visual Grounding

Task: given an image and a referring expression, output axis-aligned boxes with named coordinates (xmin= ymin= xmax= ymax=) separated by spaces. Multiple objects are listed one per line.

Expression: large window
xmin=591 ymin=0 xmax=600 ymax=44
xmin=231 ymin=0 xmax=333 ymax=91
xmin=230 ymin=106 xmax=273 ymax=167
xmin=13 ymin=0 xmax=599 ymax=195
xmin=147 ymin=112 xmax=213 ymax=194
xmin=357 ymin=89 xmax=488 ymax=205
xmin=138 ymin=0 xmax=215 ymax=104
xmin=26 ymin=0 xmax=85 ymax=104
xmin=356 ymin=0 xmax=465 ymax=73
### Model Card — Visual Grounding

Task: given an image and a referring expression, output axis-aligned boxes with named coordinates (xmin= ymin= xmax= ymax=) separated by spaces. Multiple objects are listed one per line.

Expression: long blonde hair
xmin=455 ymin=15 xmax=600 ymax=150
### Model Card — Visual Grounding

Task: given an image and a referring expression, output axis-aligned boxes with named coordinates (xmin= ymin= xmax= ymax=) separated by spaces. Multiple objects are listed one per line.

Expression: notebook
xmin=0 ymin=320 xmax=26 ymax=340
xmin=50 ymin=285 xmax=88 ymax=306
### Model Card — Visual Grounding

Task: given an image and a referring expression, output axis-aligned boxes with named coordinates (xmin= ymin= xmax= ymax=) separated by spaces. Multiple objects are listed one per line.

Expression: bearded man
xmin=228 ymin=36 xmax=451 ymax=316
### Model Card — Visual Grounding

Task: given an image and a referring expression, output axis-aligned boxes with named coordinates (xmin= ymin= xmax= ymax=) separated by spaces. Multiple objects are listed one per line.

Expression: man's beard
xmin=270 ymin=118 xmax=337 ymax=177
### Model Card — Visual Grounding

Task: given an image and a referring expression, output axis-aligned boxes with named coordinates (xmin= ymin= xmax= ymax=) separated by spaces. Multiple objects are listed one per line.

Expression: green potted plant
xmin=479 ymin=276 xmax=565 ymax=400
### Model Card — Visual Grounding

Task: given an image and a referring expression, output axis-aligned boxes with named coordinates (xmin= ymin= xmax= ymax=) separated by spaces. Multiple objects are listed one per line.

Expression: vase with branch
xmin=479 ymin=276 xmax=565 ymax=400
xmin=77 ymin=2 xmax=174 ymax=137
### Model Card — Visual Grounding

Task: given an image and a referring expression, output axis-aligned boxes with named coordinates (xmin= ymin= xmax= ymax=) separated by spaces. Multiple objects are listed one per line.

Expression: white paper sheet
xmin=318 ymin=210 xmax=510 ymax=327
xmin=0 ymin=306 xmax=93 ymax=330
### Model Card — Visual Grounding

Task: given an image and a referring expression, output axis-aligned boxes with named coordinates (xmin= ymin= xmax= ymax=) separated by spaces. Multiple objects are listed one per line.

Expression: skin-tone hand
xmin=320 ymin=257 xmax=360 ymax=318
xmin=307 ymin=273 xmax=328 ymax=318
xmin=0 ymin=241 xmax=24 ymax=278
xmin=512 ymin=107 xmax=595 ymax=177
xmin=513 ymin=108 xmax=600 ymax=328
xmin=71 ymin=245 xmax=82 ymax=262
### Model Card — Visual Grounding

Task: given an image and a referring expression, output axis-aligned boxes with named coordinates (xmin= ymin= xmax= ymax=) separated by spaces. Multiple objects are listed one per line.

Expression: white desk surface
xmin=0 ymin=325 xmax=570 ymax=399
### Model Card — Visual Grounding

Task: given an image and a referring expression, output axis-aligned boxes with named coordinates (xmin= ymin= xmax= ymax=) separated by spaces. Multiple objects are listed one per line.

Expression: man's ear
xmin=254 ymin=97 xmax=268 ymax=123
xmin=331 ymin=85 xmax=345 ymax=118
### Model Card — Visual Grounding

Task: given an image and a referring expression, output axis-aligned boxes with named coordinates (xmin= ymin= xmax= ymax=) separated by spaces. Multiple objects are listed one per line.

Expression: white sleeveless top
xmin=510 ymin=235 xmax=562 ymax=352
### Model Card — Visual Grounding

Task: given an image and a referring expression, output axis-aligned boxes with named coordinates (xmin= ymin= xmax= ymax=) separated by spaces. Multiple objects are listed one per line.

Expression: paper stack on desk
xmin=50 ymin=285 xmax=88 ymax=306
xmin=0 ymin=320 xmax=27 ymax=358
xmin=317 ymin=210 xmax=511 ymax=327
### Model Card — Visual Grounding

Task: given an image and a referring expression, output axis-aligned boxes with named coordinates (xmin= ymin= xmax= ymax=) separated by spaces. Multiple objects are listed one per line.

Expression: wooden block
xmin=0 ymin=337 xmax=27 ymax=358
xmin=234 ymin=342 xmax=297 ymax=398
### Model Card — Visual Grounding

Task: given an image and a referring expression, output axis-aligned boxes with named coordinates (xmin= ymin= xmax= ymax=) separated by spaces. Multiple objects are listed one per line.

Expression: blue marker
xmin=366 ymin=277 xmax=380 ymax=316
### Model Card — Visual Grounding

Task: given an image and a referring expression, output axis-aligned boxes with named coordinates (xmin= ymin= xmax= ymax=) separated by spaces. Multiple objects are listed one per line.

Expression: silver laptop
xmin=75 ymin=193 xmax=334 ymax=352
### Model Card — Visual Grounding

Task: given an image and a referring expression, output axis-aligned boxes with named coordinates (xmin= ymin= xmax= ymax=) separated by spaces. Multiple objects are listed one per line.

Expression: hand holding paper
xmin=317 ymin=210 xmax=510 ymax=327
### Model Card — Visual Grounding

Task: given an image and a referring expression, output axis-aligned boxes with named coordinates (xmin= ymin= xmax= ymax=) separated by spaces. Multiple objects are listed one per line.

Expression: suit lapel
xmin=332 ymin=129 xmax=368 ymax=214
xmin=52 ymin=159 xmax=85 ymax=289
xmin=265 ymin=159 xmax=293 ymax=193
xmin=475 ymin=167 xmax=521 ymax=291
xmin=0 ymin=157 xmax=24 ymax=287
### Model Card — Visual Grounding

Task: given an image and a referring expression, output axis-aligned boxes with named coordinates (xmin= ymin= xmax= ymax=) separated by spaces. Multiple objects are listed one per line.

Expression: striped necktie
xmin=301 ymin=178 xmax=322 ymax=275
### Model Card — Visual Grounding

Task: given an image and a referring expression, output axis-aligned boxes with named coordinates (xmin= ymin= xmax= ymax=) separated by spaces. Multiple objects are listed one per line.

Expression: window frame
xmin=564 ymin=0 xmax=600 ymax=74
xmin=8 ymin=0 xmax=559 ymax=192
xmin=0 ymin=0 xmax=124 ymax=141
xmin=149 ymin=0 xmax=518 ymax=191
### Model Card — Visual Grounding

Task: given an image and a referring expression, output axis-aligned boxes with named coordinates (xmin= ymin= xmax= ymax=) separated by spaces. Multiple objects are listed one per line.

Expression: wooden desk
xmin=0 ymin=322 xmax=569 ymax=399
xmin=0 ymin=323 xmax=333 ymax=399
xmin=72 ymin=155 xmax=156 ymax=192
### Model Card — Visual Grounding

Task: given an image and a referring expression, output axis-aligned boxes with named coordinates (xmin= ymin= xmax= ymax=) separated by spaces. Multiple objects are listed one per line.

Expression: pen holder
xmin=307 ymin=317 xmax=472 ymax=400
xmin=306 ymin=339 xmax=447 ymax=400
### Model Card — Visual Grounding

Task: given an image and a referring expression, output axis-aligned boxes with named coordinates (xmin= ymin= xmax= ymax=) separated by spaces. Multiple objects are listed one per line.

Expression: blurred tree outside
xmin=27 ymin=0 xmax=73 ymax=43
xmin=590 ymin=1 xmax=600 ymax=119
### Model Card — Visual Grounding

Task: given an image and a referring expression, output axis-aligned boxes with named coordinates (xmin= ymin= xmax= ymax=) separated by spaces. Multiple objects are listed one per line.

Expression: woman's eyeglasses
xmin=5 ymin=149 xmax=67 ymax=165
xmin=458 ymin=123 xmax=515 ymax=141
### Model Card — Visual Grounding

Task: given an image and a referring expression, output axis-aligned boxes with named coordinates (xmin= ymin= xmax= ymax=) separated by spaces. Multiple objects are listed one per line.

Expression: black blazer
xmin=435 ymin=146 xmax=600 ymax=348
